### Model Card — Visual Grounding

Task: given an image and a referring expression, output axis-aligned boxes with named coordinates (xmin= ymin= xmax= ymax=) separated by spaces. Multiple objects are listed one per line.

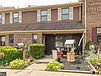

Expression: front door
xmin=45 ymin=35 xmax=55 ymax=55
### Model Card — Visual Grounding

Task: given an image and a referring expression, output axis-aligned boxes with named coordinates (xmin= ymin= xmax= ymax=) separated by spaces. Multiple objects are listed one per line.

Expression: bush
xmin=0 ymin=46 xmax=23 ymax=63
xmin=46 ymin=61 xmax=64 ymax=71
xmin=84 ymin=41 xmax=95 ymax=50
xmin=9 ymin=59 xmax=28 ymax=69
xmin=87 ymin=55 xmax=99 ymax=65
xmin=30 ymin=44 xmax=45 ymax=59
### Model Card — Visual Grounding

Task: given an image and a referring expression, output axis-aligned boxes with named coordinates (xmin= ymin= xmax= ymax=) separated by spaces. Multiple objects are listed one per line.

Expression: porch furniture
xmin=65 ymin=40 xmax=75 ymax=62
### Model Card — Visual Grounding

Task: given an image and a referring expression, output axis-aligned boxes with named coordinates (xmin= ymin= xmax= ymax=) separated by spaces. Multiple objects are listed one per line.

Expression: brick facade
xmin=86 ymin=0 xmax=101 ymax=42
xmin=14 ymin=34 xmax=32 ymax=45
xmin=79 ymin=0 xmax=101 ymax=43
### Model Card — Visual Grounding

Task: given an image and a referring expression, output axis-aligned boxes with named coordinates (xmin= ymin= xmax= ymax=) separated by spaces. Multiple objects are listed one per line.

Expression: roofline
xmin=0 ymin=29 xmax=85 ymax=34
xmin=0 ymin=2 xmax=82 ymax=13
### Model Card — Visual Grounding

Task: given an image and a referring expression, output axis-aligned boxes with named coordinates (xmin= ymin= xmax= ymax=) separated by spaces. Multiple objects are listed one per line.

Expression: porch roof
xmin=0 ymin=21 xmax=84 ymax=32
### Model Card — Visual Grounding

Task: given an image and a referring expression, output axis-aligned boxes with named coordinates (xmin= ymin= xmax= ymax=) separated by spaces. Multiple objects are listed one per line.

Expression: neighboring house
xmin=80 ymin=0 xmax=101 ymax=49
xmin=0 ymin=2 xmax=85 ymax=55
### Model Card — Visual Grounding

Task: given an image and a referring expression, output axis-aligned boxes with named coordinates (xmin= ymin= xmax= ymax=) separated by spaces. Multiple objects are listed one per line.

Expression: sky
xmin=0 ymin=0 xmax=78 ymax=8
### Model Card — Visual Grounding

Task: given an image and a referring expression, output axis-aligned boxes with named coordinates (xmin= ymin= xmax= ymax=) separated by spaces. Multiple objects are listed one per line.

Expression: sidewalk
xmin=0 ymin=69 xmax=101 ymax=76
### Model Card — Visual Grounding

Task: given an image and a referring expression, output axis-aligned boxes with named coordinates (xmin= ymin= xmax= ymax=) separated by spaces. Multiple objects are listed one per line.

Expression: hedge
xmin=0 ymin=46 xmax=23 ymax=63
xmin=30 ymin=44 xmax=45 ymax=59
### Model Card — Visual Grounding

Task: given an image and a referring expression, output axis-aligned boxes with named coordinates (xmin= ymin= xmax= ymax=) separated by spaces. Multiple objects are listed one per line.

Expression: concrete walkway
xmin=25 ymin=55 xmax=53 ymax=70
xmin=0 ymin=69 xmax=101 ymax=76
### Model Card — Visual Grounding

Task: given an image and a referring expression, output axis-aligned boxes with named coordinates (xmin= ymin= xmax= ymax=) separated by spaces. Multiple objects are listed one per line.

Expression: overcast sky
xmin=0 ymin=0 xmax=78 ymax=8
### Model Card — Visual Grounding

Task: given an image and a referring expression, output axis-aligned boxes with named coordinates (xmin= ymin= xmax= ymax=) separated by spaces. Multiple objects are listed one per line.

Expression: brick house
xmin=0 ymin=2 xmax=85 ymax=55
xmin=80 ymin=0 xmax=101 ymax=50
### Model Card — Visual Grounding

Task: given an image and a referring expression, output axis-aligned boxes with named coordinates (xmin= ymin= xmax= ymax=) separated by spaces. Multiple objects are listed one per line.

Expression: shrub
xmin=0 ymin=46 xmax=23 ymax=63
xmin=9 ymin=59 xmax=28 ymax=69
xmin=87 ymin=55 xmax=99 ymax=65
xmin=46 ymin=61 xmax=64 ymax=71
xmin=30 ymin=44 xmax=45 ymax=59
xmin=84 ymin=41 xmax=95 ymax=50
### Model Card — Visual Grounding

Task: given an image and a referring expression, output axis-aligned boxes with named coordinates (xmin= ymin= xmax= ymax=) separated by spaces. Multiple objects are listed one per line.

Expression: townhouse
xmin=0 ymin=2 xmax=85 ymax=55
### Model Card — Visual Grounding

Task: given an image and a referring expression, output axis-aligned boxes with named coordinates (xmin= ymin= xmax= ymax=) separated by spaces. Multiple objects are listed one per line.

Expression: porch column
xmin=37 ymin=33 xmax=43 ymax=44
xmin=83 ymin=31 xmax=86 ymax=56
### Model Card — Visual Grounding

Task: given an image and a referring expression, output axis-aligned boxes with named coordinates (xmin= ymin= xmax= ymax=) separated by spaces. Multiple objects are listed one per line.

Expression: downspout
xmin=84 ymin=0 xmax=87 ymax=45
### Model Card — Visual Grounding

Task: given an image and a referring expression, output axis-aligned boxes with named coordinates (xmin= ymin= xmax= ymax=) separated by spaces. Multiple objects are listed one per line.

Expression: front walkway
xmin=25 ymin=55 xmax=53 ymax=70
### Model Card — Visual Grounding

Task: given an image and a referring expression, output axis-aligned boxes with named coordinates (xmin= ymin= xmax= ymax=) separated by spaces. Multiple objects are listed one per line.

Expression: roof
xmin=0 ymin=2 xmax=82 ymax=13
xmin=0 ymin=21 xmax=84 ymax=32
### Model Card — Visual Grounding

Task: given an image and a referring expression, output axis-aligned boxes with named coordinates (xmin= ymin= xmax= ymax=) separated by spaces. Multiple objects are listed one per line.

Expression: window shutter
xmin=69 ymin=7 xmax=73 ymax=20
xmin=10 ymin=12 xmax=13 ymax=23
xmin=48 ymin=9 xmax=51 ymax=21
xmin=2 ymin=13 xmax=5 ymax=24
xmin=92 ymin=27 xmax=97 ymax=42
xmin=19 ymin=11 xmax=22 ymax=23
xmin=37 ymin=10 xmax=41 ymax=22
xmin=58 ymin=8 xmax=61 ymax=20
xmin=79 ymin=7 xmax=81 ymax=21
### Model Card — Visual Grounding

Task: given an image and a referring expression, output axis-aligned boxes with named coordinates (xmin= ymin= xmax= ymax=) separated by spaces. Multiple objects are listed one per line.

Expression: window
xmin=56 ymin=35 xmax=63 ymax=40
xmin=13 ymin=12 xmax=19 ymax=23
xmin=55 ymin=41 xmax=63 ymax=47
xmin=61 ymin=8 xmax=69 ymax=20
xmin=32 ymin=34 xmax=37 ymax=43
xmin=9 ymin=34 xmax=14 ymax=43
xmin=55 ymin=35 xmax=64 ymax=47
xmin=0 ymin=36 xmax=5 ymax=46
xmin=97 ymin=28 xmax=101 ymax=43
xmin=40 ymin=10 xmax=48 ymax=21
xmin=0 ymin=14 xmax=2 ymax=24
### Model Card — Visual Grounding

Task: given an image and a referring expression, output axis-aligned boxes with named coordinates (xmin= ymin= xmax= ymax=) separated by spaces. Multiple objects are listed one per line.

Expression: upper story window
xmin=40 ymin=10 xmax=48 ymax=21
xmin=37 ymin=9 xmax=51 ymax=22
xmin=61 ymin=8 xmax=69 ymax=20
xmin=0 ymin=14 xmax=2 ymax=24
xmin=58 ymin=7 xmax=73 ymax=20
xmin=13 ymin=12 xmax=19 ymax=23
